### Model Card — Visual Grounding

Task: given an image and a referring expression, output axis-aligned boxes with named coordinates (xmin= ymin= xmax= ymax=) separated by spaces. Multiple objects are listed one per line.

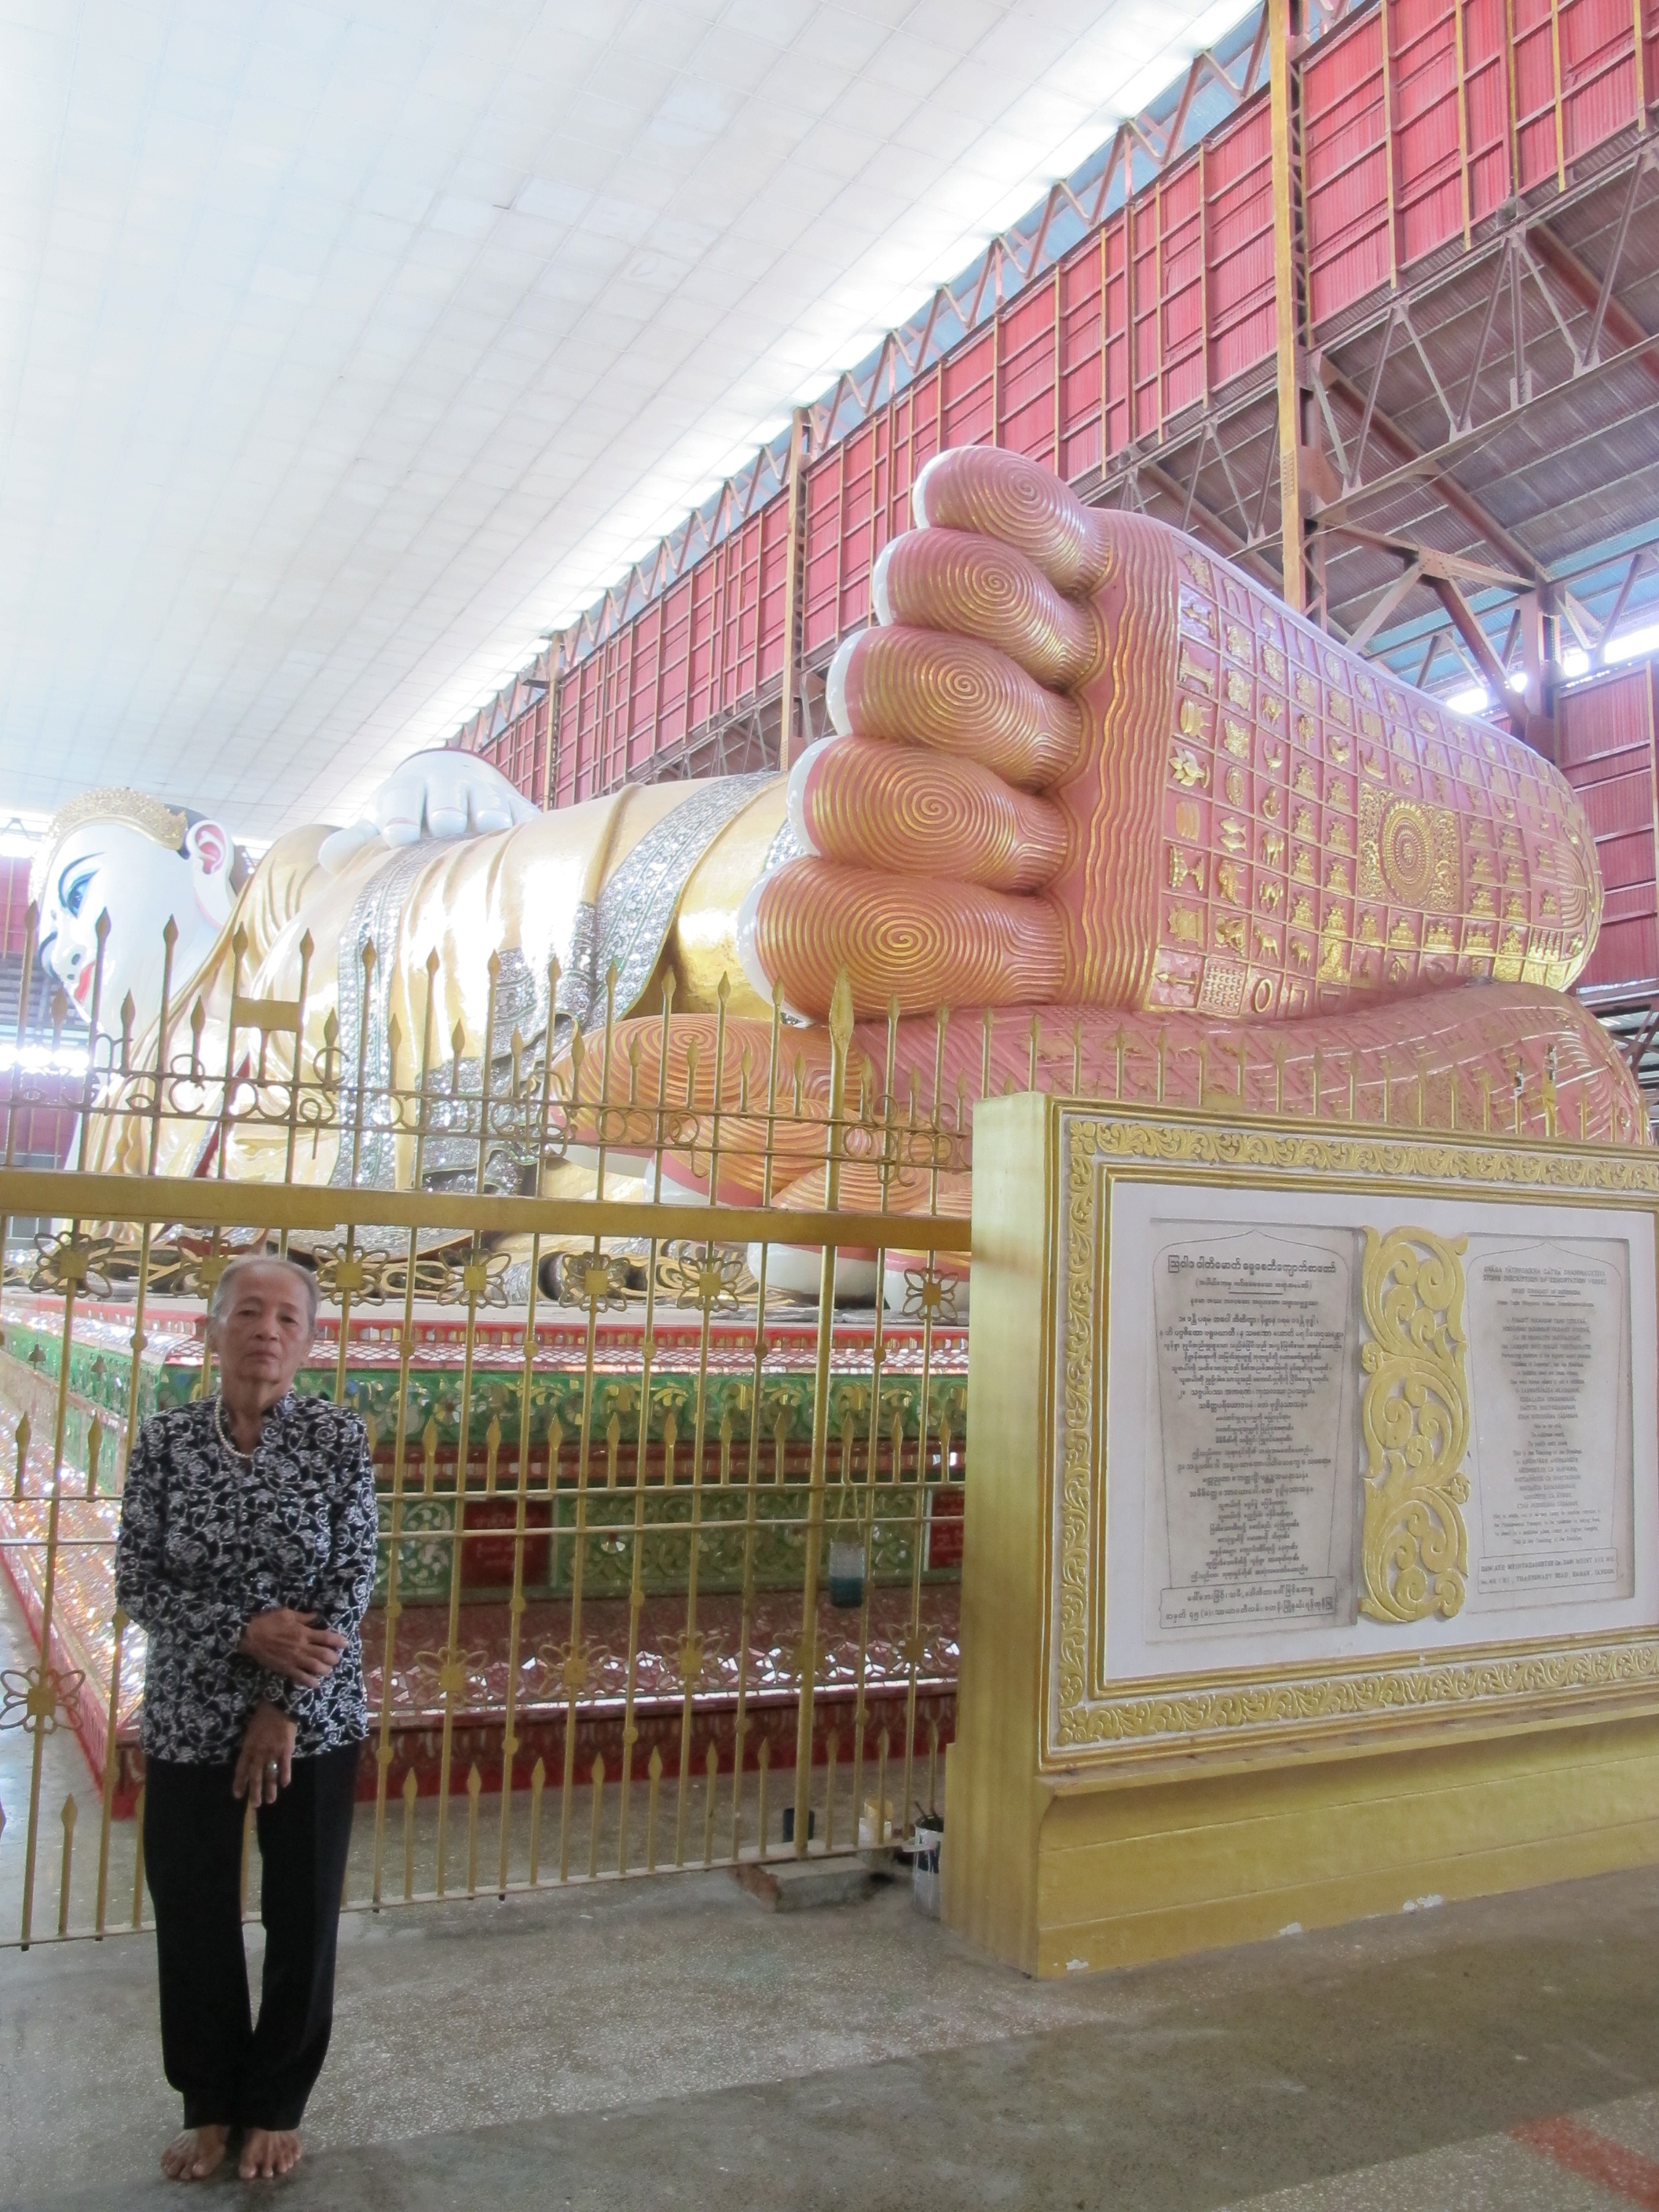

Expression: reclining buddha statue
xmin=35 ymin=445 xmax=1645 ymax=1232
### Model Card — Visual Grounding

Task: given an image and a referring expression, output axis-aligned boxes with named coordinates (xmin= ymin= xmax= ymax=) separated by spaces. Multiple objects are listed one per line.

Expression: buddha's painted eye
xmin=60 ymin=862 xmax=97 ymax=919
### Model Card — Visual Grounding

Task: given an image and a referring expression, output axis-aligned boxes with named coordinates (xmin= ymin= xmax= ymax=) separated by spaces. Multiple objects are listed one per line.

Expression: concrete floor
xmin=2 ymin=1850 xmax=1657 ymax=2211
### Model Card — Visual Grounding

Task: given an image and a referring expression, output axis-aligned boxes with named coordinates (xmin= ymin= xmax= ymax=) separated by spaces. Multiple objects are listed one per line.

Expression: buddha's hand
xmin=738 ymin=446 xmax=1599 ymax=1021
xmin=738 ymin=445 xmax=1172 ymax=1019
xmin=319 ymin=749 xmax=539 ymax=870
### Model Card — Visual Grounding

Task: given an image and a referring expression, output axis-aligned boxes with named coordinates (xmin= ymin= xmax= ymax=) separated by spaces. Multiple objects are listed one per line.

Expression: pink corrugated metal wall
xmin=515 ymin=0 xmax=1655 ymax=807
xmin=1560 ymin=661 xmax=1659 ymax=1008
xmin=550 ymin=494 xmax=791 ymax=804
xmin=1302 ymin=0 xmax=1654 ymax=315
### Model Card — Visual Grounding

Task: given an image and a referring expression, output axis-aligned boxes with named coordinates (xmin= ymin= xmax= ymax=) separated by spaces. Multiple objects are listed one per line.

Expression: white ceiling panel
xmin=1 ymin=0 xmax=1250 ymax=833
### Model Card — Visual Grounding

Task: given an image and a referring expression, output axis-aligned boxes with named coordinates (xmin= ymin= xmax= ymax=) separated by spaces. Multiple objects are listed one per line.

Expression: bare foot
xmin=238 ymin=2128 xmax=302 ymax=2180
xmin=160 ymin=2126 xmax=229 ymax=2181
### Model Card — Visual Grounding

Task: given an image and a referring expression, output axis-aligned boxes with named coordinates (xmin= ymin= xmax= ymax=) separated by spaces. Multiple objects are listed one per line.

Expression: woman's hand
xmin=238 ymin=1606 xmax=346 ymax=1688
xmin=233 ymin=1702 xmax=298 ymax=1807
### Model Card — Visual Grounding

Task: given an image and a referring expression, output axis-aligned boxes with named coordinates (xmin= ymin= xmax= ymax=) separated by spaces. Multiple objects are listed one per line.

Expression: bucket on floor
xmin=912 ymin=1815 xmax=943 ymax=1916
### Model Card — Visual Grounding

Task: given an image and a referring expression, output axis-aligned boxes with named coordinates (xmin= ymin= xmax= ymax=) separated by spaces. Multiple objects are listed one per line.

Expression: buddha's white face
xmin=37 ymin=818 xmax=236 ymax=1040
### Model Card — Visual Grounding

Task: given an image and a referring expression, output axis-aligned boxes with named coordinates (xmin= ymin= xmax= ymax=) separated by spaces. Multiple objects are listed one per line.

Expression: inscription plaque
xmin=1465 ymin=1237 xmax=1634 ymax=1606
xmin=1063 ymin=1126 xmax=1659 ymax=1759
xmin=1146 ymin=1225 xmax=1361 ymax=1638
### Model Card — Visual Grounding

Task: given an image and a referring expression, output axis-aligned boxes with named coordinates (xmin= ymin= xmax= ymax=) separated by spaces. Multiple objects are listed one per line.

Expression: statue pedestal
xmin=944 ymin=1094 xmax=1659 ymax=1976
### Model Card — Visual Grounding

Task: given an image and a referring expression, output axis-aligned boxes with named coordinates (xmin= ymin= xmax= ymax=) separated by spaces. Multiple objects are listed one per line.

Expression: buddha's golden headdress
xmin=30 ymin=789 xmax=191 ymax=906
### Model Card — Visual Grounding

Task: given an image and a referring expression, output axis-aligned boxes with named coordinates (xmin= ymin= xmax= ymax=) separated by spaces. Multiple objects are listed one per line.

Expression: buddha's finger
xmin=912 ymin=445 xmax=1115 ymax=598
xmin=826 ymin=626 xmax=1084 ymax=789
xmin=872 ymin=528 xmax=1103 ymax=691
xmin=788 ymin=736 xmax=1068 ymax=893
xmin=739 ymin=857 xmax=1066 ymax=1020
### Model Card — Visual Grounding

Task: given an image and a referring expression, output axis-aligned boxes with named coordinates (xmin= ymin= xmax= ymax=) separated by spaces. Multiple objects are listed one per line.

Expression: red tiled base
xmin=103 ymin=1585 xmax=959 ymax=1814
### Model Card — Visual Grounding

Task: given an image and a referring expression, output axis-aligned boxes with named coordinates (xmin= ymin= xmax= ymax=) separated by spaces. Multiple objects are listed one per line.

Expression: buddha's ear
xmin=184 ymin=819 xmax=233 ymax=877
xmin=184 ymin=818 xmax=237 ymax=923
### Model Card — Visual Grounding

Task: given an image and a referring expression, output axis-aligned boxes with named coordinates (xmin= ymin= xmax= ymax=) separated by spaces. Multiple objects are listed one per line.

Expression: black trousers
xmin=143 ymin=1743 xmax=360 ymax=2130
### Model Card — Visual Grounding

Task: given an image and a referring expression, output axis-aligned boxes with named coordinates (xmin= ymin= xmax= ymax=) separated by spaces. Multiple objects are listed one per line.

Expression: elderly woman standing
xmin=115 ymin=1255 xmax=377 ymax=2185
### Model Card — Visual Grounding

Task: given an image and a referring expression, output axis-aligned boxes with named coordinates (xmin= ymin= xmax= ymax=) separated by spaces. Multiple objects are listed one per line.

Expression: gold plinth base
xmin=944 ymin=1093 xmax=1659 ymax=1977
xmin=943 ymin=1717 xmax=1659 ymax=1976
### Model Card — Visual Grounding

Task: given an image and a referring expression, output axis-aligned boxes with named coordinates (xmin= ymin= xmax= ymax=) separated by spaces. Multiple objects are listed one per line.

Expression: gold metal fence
xmin=0 ymin=1180 xmax=969 ymax=1946
xmin=0 ymin=906 xmax=977 ymax=1948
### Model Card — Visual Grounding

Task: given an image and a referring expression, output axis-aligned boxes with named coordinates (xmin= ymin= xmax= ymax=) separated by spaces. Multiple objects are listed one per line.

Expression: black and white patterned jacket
xmin=114 ymin=1393 xmax=379 ymax=1764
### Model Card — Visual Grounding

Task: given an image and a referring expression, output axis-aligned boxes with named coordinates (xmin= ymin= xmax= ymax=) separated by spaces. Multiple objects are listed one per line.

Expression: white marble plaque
xmin=1096 ymin=1174 xmax=1658 ymax=1706
xmin=1145 ymin=1225 xmax=1361 ymax=1639
xmin=1464 ymin=1236 xmax=1634 ymax=1607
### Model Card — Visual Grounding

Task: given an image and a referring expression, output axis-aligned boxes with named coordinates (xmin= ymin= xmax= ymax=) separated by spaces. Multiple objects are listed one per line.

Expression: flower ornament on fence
xmin=665 ymin=1243 xmax=747 ymax=1316
xmin=539 ymin=1638 xmax=597 ymax=1701
xmin=29 ymin=1232 xmax=114 ymax=1302
xmin=556 ymin=1252 xmax=630 ymax=1313
xmin=0 ymin=1661 xmax=83 ymax=1737
xmin=675 ymin=1630 xmax=710 ymax=1692
xmin=899 ymin=1268 xmax=958 ymax=1325
xmin=410 ymin=1643 xmax=489 ymax=1708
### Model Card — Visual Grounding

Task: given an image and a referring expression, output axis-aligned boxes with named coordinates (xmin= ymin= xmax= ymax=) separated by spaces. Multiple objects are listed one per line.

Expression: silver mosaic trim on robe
xmin=420 ymin=946 xmax=544 ymax=1191
xmin=330 ymin=844 xmax=437 ymax=1192
xmin=555 ymin=772 xmax=777 ymax=1032
xmin=760 ymin=815 xmax=804 ymax=877
xmin=331 ymin=777 xmax=775 ymax=1194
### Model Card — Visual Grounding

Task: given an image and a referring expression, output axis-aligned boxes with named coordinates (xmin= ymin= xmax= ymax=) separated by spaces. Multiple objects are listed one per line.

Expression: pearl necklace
xmin=214 ymin=1396 xmax=257 ymax=1463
